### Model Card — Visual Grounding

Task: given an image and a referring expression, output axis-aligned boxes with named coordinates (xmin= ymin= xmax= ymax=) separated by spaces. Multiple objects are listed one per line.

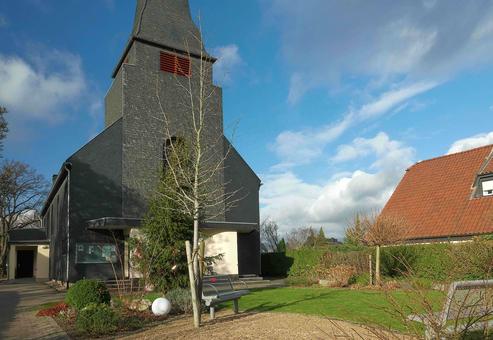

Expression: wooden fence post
xmin=369 ymin=254 xmax=373 ymax=286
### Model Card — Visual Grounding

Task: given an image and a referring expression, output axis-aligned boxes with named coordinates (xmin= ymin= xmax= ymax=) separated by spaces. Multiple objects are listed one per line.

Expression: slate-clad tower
xmin=42 ymin=0 xmax=261 ymax=282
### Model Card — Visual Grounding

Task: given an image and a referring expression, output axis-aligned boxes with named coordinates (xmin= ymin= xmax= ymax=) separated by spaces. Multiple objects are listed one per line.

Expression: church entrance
xmin=16 ymin=249 xmax=34 ymax=278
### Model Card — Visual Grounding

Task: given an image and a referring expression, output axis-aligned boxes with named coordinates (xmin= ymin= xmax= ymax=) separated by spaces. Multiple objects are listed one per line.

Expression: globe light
xmin=152 ymin=297 xmax=172 ymax=316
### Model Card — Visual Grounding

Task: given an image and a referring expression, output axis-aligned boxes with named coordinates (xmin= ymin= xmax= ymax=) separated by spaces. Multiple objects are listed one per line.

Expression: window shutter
xmin=160 ymin=52 xmax=191 ymax=77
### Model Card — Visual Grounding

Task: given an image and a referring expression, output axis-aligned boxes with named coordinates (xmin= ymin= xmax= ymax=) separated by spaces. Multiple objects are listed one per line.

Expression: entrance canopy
xmin=87 ymin=217 xmax=142 ymax=230
xmin=87 ymin=217 xmax=257 ymax=234
xmin=200 ymin=221 xmax=258 ymax=234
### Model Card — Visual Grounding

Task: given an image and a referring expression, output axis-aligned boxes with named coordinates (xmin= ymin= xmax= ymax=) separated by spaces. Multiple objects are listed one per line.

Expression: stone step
xmin=238 ymin=276 xmax=264 ymax=281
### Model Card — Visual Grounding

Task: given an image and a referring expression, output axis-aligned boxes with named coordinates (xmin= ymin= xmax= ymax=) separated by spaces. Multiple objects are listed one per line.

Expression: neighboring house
xmin=6 ymin=210 xmax=50 ymax=280
xmin=41 ymin=0 xmax=261 ymax=283
xmin=381 ymin=144 xmax=493 ymax=243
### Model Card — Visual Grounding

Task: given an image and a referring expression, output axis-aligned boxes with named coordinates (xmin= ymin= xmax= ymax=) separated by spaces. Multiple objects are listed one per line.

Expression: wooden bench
xmin=202 ymin=275 xmax=250 ymax=319
xmin=408 ymin=279 xmax=493 ymax=339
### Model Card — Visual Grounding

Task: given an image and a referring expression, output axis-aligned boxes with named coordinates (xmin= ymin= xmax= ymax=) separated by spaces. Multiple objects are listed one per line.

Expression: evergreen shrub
xmin=65 ymin=279 xmax=111 ymax=310
xmin=75 ymin=303 xmax=117 ymax=335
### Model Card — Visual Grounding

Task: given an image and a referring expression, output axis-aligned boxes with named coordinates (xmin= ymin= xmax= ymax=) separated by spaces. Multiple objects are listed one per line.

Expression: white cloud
xmin=0 ymin=51 xmax=86 ymax=122
xmin=266 ymin=0 xmax=493 ymax=103
xmin=447 ymin=132 xmax=493 ymax=154
xmin=262 ymin=132 xmax=415 ymax=238
xmin=212 ymin=44 xmax=243 ymax=85
xmin=271 ymin=81 xmax=435 ymax=167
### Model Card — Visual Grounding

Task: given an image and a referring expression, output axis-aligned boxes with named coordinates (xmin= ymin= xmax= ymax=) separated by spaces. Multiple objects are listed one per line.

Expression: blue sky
xmin=1 ymin=0 xmax=493 ymax=238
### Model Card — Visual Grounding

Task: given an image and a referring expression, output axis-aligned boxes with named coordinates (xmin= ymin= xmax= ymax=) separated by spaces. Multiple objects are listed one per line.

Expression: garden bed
xmin=53 ymin=306 xmax=172 ymax=339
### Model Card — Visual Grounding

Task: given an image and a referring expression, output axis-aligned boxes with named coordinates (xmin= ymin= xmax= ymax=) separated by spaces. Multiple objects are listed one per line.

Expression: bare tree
xmin=286 ymin=227 xmax=312 ymax=250
xmin=150 ymin=36 xmax=245 ymax=327
xmin=0 ymin=107 xmax=7 ymax=157
xmin=0 ymin=160 xmax=49 ymax=275
xmin=344 ymin=213 xmax=368 ymax=246
xmin=363 ymin=212 xmax=404 ymax=285
xmin=261 ymin=218 xmax=280 ymax=253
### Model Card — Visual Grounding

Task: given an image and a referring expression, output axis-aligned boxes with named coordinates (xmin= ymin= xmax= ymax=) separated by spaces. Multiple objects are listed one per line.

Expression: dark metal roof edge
xmin=203 ymin=220 xmax=258 ymax=226
xmin=201 ymin=220 xmax=259 ymax=233
xmin=9 ymin=240 xmax=50 ymax=244
xmin=41 ymin=162 xmax=71 ymax=216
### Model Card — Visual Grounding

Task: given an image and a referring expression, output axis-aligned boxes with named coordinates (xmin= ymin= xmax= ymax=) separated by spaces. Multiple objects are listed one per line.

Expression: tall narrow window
xmin=160 ymin=52 xmax=191 ymax=77
xmin=163 ymin=137 xmax=179 ymax=168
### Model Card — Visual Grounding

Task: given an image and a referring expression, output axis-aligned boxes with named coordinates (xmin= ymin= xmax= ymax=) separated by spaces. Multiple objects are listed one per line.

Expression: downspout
xmin=64 ymin=163 xmax=72 ymax=289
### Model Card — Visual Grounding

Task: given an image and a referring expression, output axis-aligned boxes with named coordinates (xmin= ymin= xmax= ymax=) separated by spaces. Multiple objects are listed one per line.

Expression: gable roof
xmin=381 ymin=144 xmax=493 ymax=241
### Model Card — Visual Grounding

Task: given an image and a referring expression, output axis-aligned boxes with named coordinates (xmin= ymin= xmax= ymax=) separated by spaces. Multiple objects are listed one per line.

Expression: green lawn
xmin=219 ymin=287 xmax=443 ymax=332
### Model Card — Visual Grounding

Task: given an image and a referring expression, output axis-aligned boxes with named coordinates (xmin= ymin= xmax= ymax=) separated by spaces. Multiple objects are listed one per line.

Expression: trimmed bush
xmin=287 ymin=247 xmax=325 ymax=276
xmin=261 ymin=252 xmax=294 ymax=277
xmin=381 ymin=246 xmax=418 ymax=277
xmin=66 ymin=279 xmax=111 ymax=310
xmin=166 ymin=287 xmax=193 ymax=314
xmin=76 ymin=303 xmax=117 ymax=335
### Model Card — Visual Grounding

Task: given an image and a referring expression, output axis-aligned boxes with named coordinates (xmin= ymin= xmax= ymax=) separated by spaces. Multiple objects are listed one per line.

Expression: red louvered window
xmin=160 ymin=51 xmax=191 ymax=77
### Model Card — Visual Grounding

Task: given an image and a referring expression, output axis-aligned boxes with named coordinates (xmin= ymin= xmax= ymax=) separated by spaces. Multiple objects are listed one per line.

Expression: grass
xmin=219 ymin=286 xmax=443 ymax=332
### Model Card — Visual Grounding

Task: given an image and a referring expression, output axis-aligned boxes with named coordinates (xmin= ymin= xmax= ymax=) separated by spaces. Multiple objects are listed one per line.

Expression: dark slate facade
xmin=42 ymin=0 xmax=261 ymax=282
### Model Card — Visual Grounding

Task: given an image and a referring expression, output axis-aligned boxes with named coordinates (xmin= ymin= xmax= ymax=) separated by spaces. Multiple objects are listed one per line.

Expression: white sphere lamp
xmin=152 ymin=297 xmax=172 ymax=316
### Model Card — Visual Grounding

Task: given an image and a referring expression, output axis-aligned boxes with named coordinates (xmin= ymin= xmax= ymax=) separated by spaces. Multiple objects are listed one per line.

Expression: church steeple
xmin=132 ymin=0 xmax=208 ymax=56
xmin=132 ymin=0 xmax=205 ymax=55
xmin=112 ymin=0 xmax=213 ymax=78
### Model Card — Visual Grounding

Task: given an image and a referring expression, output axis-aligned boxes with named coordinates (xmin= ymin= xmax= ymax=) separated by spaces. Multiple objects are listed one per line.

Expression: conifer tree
xmin=316 ymin=227 xmax=327 ymax=246
xmin=276 ymin=238 xmax=286 ymax=253
xmin=131 ymin=161 xmax=193 ymax=292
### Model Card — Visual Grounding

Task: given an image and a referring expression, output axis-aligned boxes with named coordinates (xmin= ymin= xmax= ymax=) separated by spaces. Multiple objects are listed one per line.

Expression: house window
xmin=483 ymin=180 xmax=493 ymax=197
xmin=75 ymin=243 xmax=117 ymax=264
xmin=160 ymin=52 xmax=191 ymax=77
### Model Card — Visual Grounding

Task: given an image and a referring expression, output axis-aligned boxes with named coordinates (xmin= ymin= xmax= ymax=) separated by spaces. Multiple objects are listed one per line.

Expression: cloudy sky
xmin=1 ymin=1 xmax=493 ymax=239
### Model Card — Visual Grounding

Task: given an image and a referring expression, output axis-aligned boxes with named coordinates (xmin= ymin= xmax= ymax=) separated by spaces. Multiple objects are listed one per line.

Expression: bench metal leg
xmin=210 ymin=306 xmax=215 ymax=320
xmin=233 ymin=299 xmax=239 ymax=314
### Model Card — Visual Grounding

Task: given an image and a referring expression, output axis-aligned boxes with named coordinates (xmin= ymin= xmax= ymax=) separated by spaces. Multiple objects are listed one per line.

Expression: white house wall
xmin=204 ymin=232 xmax=238 ymax=275
xmin=36 ymin=245 xmax=50 ymax=279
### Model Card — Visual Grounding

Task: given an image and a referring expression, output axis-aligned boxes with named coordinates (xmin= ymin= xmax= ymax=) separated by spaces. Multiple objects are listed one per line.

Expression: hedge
xmin=261 ymin=245 xmax=367 ymax=278
xmin=262 ymin=238 xmax=493 ymax=284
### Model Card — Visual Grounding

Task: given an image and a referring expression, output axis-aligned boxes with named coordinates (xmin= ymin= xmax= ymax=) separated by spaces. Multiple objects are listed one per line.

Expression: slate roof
xmin=9 ymin=228 xmax=48 ymax=243
xmin=132 ymin=0 xmax=208 ymax=57
xmin=381 ymin=144 xmax=493 ymax=241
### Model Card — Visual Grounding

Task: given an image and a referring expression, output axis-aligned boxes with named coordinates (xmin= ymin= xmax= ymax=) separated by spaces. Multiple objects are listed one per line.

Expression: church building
xmin=41 ymin=0 xmax=261 ymax=283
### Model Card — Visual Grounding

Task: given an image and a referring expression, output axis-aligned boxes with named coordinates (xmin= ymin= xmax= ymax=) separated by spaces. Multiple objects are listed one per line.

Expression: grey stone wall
xmin=67 ymin=119 xmax=125 ymax=281
xmin=43 ymin=177 xmax=68 ymax=281
xmin=120 ymin=40 xmax=225 ymax=219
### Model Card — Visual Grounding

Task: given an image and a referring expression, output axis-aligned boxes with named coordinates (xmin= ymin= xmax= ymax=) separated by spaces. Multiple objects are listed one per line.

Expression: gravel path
xmin=122 ymin=311 xmax=414 ymax=340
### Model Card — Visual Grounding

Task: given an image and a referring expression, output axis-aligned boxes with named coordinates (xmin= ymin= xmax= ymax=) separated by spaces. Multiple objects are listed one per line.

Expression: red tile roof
xmin=381 ymin=144 xmax=493 ymax=240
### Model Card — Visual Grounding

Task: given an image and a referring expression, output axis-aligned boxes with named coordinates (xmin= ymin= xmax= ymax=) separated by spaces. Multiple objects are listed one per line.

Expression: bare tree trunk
xmin=186 ymin=240 xmax=200 ymax=328
xmin=192 ymin=212 xmax=202 ymax=327
xmin=0 ymin=232 xmax=9 ymax=277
